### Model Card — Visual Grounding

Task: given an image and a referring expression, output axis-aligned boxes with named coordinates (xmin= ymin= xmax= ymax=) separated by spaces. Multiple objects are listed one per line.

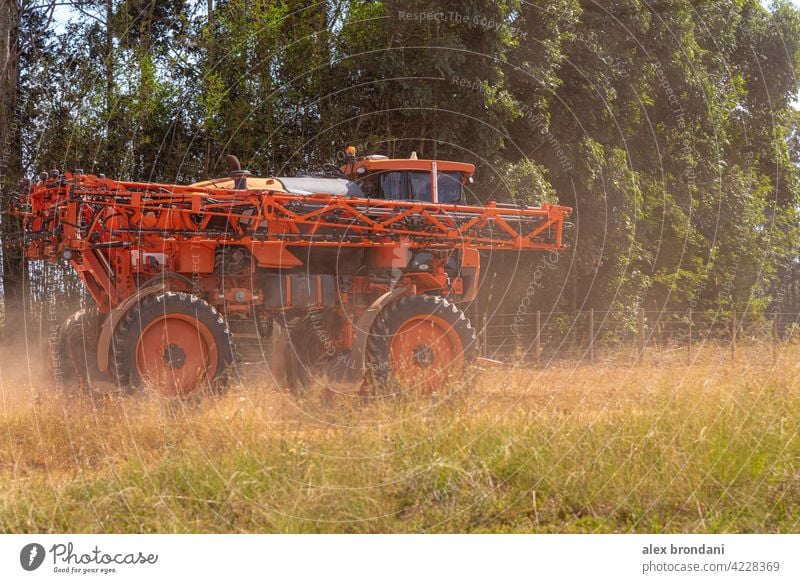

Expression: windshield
xmin=358 ymin=169 xmax=464 ymax=203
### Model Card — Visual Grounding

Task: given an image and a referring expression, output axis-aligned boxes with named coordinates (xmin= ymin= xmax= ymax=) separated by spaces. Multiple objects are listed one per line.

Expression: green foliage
xmin=490 ymin=158 xmax=554 ymax=205
xmin=11 ymin=0 xmax=800 ymax=316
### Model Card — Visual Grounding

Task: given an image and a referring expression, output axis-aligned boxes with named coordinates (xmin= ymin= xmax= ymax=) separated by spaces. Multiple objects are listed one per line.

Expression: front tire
xmin=365 ymin=295 xmax=477 ymax=395
xmin=110 ymin=292 xmax=234 ymax=397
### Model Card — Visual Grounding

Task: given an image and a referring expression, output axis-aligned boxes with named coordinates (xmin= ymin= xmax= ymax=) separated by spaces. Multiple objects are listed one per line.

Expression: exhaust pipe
xmin=226 ymin=154 xmax=251 ymax=190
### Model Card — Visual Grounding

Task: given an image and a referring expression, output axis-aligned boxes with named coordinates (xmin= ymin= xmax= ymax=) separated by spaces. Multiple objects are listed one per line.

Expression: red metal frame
xmin=13 ymin=171 xmax=570 ymax=315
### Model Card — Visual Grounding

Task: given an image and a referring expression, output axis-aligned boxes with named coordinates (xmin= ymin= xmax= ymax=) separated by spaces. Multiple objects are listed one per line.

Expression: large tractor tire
xmin=47 ymin=316 xmax=76 ymax=388
xmin=110 ymin=292 xmax=234 ymax=397
xmin=365 ymin=295 xmax=477 ymax=395
xmin=48 ymin=307 xmax=104 ymax=391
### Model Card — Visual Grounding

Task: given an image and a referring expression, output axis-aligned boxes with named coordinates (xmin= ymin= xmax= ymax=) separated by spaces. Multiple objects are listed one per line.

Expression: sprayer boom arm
xmin=14 ymin=172 xmax=570 ymax=254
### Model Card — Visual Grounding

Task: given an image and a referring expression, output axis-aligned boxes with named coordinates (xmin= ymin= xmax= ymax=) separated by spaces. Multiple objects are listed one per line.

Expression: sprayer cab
xmin=190 ymin=150 xmax=476 ymax=205
xmin=341 ymin=148 xmax=475 ymax=204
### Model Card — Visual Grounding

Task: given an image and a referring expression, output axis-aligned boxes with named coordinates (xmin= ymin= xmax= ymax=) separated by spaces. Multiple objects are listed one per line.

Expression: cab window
xmin=379 ymin=171 xmax=407 ymax=200
xmin=369 ymin=171 xmax=432 ymax=201
xmin=408 ymin=172 xmax=432 ymax=202
xmin=437 ymin=171 xmax=464 ymax=203
xmin=357 ymin=169 xmax=464 ymax=203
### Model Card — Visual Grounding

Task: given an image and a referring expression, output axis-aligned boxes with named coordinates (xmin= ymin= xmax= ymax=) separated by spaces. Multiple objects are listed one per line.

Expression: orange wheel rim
xmin=135 ymin=314 xmax=218 ymax=397
xmin=388 ymin=315 xmax=464 ymax=391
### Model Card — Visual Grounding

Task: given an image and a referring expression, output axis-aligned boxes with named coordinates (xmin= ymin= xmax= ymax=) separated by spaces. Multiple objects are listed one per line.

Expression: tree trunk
xmin=105 ymin=0 xmax=113 ymax=113
xmin=0 ymin=0 xmax=22 ymax=340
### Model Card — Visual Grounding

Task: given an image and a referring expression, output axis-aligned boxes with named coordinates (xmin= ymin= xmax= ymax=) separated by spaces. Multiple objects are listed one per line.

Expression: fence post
xmin=536 ymin=310 xmax=541 ymax=369
xmin=773 ymin=314 xmax=778 ymax=365
xmin=637 ymin=307 xmax=645 ymax=364
xmin=481 ymin=312 xmax=488 ymax=358
xmin=731 ymin=311 xmax=737 ymax=361
xmin=589 ymin=308 xmax=594 ymax=364
xmin=687 ymin=308 xmax=693 ymax=365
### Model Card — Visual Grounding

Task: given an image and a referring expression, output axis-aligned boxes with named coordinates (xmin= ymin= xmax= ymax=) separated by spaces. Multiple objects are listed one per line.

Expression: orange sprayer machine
xmin=10 ymin=149 xmax=570 ymax=397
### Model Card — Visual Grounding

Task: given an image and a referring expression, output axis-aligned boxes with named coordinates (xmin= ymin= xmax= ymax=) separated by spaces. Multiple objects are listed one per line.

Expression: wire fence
xmin=471 ymin=308 xmax=800 ymax=365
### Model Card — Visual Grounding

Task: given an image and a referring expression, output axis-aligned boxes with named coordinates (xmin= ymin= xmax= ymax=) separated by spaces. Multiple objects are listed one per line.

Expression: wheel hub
xmin=135 ymin=313 xmax=220 ymax=396
xmin=412 ymin=344 xmax=434 ymax=368
xmin=162 ymin=343 xmax=187 ymax=369
xmin=387 ymin=314 xmax=465 ymax=391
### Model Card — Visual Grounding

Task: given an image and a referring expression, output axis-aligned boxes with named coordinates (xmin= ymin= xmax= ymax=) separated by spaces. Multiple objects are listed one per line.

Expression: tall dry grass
xmin=0 ymin=343 xmax=799 ymax=533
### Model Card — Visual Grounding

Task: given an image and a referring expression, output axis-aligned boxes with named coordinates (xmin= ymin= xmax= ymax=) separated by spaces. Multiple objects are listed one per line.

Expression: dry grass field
xmin=1 ymin=343 xmax=799 ymax=533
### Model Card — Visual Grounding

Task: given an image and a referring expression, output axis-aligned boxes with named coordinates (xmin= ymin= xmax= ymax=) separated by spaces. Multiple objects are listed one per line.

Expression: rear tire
xmin=48 ymin=307 xmax=104 ymax=392
xmin=110 ymin=292 xmax=234 ymax=397
xmin=365 ymin=295 xmax=477 ymax=396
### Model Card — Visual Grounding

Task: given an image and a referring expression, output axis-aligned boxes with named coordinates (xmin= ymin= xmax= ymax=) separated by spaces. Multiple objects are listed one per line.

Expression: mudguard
xmin=322 ymin=286 xmax=411 ymax=393
xmin=270 ymin=287 xmax=411 ymax=393
xmin=95 ymin=284 xmax=166 ymax=373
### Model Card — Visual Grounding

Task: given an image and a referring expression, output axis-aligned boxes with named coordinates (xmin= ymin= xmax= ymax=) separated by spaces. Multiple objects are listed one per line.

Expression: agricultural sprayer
xmin=9 ymin=149 xmax=571 ymax=397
